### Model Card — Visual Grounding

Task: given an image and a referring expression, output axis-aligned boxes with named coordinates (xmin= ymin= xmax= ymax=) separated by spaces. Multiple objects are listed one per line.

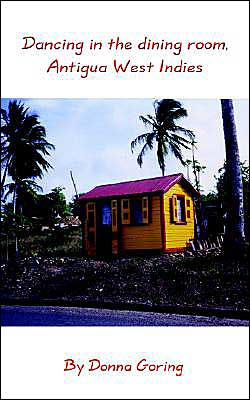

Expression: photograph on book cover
xmin=0 ymin=98 xmax=249 ymax=327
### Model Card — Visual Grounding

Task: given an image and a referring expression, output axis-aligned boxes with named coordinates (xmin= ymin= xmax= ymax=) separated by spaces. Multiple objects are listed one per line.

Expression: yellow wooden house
xmin=79 ymin=173 xmax=199 ymax=256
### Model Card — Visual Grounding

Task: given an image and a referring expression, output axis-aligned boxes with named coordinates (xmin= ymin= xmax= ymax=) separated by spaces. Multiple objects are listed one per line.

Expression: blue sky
xmin=1 ymin=98 xmax=249 ymax=201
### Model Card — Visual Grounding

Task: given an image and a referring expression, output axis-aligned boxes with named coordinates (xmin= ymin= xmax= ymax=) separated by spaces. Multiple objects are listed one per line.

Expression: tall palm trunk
xmin=186 ymin=163 xmax=190 ymax=181
xmin=191 ymin=142 xmax=199 ymax=191
xmin=0 ymin=156 xmax=10 ymax=199
xmin=221 ymin=99 xmax=245 ymax=254
xmin=12 ymin=180 xmax=19 ymax=258
xmin=190 ymin=142 xmax=202 ymax=238
xmin=157 ymin=139 xmax=165 ymax=176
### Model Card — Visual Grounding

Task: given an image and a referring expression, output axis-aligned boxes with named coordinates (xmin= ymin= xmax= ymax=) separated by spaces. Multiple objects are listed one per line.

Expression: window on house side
xmin=131 ymin=199 xmax=143 ymax=225
xmin=177 ymin=197 xmax=186 ymax=222
xmin=102 ymin=204 xmax=111 ymax=225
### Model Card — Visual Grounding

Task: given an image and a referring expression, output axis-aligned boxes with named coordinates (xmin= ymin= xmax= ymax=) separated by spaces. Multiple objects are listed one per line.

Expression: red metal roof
xmin=79 ymin=173 xmax=196 ymax=200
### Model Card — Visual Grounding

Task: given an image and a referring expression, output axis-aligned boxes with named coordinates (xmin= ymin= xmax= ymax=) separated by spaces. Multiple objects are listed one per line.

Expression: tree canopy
xmin=131 ymin=99 xmax=195 ymax=176
xmin=1 ymin=100 xmax=55 ymax=203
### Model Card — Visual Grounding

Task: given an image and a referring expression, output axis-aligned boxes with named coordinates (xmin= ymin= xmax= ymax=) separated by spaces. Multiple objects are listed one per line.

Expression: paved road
xmin=1 ymin=305 xmax=248 ymax=326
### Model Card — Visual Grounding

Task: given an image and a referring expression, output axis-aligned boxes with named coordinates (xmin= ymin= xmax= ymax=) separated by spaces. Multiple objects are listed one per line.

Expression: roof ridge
xmin=162 ymin=173 xmax=183 ymax=191
xmin=93 ymin=173 xmax=182 ymax=189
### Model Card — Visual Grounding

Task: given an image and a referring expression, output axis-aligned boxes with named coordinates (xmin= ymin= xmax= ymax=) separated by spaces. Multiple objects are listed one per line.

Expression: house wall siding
xmin=163 ymin=183 xmax=195 ymax=250
xmin=121 ymin=195 xmax=162 ymax=250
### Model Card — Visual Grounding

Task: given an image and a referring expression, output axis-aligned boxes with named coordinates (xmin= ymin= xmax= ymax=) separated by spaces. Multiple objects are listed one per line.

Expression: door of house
xmin=96 ymin=201 xmax=112 ymax=256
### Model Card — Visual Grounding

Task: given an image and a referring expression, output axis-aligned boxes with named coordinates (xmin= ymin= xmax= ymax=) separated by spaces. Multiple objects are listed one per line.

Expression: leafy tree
xmin=184 ymin=140 xmax=206 ymax=239
xmin=131 ymin=99 xmax=194 ymax=176
xmin=68 ymin=195 xmax=82 ymax=220
xmin=3 ymin=179 xmax=42 ymax=213
xmin=187 ymin=139 xmax=206 ymax=192
xmin=2 ymin=186 xmax=72 ymax=232
xmin=1 ymin=203 xmax=34 ymax=261
xmin=1 ymin=186 xmax=75 ymax=258
xmin=215 ymin=161 xmax=249 ymax=239
xmin=35 ymin=187 xmax=71 ymax=227
xmin=200 ymin=162 xmax=249 ymax=239
xmin=185 ymin=155 xmax=206 ymax=192
xmin=220 ymin=100 xmax=245 ymax=254
xmin=201 ymin=191 xmax=218 ymax=203
xmin=47 ymin=186 xmax=71 ymax=219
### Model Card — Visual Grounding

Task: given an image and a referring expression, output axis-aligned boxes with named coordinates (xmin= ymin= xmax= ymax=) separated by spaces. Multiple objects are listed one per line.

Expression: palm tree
xmin=3 ymin=178 xmax=42 ymax=212
xmin=1 ymin=100 xmax=55 ymax=200
xmin=221 ymin=99 xmax=245 ymax=254
xmin=1 ymin=101 xmax=55 ymax=193
xmin=1 ymin=100 xmax=55 ymax=256
xmin=131 ymin=99 xmax=195 ymax=176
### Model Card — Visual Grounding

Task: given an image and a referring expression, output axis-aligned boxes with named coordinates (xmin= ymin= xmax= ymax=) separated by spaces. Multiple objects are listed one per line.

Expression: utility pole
xmin=70 ymin=170 xmax=79 ymax=199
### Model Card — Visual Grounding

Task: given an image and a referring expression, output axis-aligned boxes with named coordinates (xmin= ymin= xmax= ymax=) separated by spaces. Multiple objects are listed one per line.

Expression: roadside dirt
xmin=1 ymin=249 xmax=249 ymax=315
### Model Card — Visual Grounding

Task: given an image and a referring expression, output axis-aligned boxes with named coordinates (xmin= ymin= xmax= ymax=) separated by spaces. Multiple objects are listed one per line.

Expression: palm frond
xmin=146 ymin=114 xmax=157 ymax=125
xmin=137 ymin=143 xmax=150 ymax=167
xmin=131 ymin=133 xmax=149 ymax=152
xmin=169 ymin=142 xmax=186 ymax=166
xmin=170 ymin=134 xmax=192 ymax=150
xmin=170 ymin=107 xmax=188 ymax=120
xmin=174 ymin=126 xmax=195 ymax=139
xmin=139 ymin=115 xmax=154 ymax=129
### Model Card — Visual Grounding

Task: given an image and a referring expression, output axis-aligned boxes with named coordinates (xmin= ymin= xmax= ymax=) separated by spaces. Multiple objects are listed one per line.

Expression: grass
xmin=0 ymin=226 xmax=82 ymax=258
